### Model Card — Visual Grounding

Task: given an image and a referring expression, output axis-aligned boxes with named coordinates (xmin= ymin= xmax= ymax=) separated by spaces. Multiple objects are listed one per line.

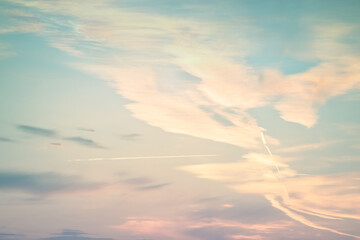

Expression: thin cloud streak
xmin=266 ymin=195 xmax=360 ymax=239
xmin=182 ymin=156 xmax=360 ymax=238
xmin=276 ymin=141 xmax=339 ymax=153
xmin=17 ymin=125 xmax=57 ymax=137
xmin=69 ymin=154 xmax=218 ymax=162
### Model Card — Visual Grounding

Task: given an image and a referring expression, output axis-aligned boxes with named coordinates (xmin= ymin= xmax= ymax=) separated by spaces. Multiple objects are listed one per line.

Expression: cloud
xmin=270 ymin=57 xmax=360 ymax=127
xmin=70 ymin=154 xmax=217 ymax=162
xmin=185 ymin=220 xmax=283 ymax=240
xmin=230 ymin=235 xmax=263 ymax=240
xmin=338 ymin=123 xmax=360 ymax=136
xmin=40 ymin=237 xmax=113 ymax=240
xmin=55 ymin=230 xmax=86 ymax=236
xmin=121 ymin=177 xmax=152 ymax=185
xmin=121 ymin=133 xmax=141 ymax=141
xmin=137 ymin=183 xmax=170 ymax=191
xmin=111 ymin=217 xmax=195 ymax=240
xmin=352 ymin=144 xmax=360 ymax=149
xmin=119 ymin=177 xmax=170 ymax=191
xmin=181 ymin=154 xmax=360 ymax=239
xmin=80 ymin=65 xmax=268 ymax=149
xmin=5 ymin=2 xmax=360 ymax=237
xmin=40 ymin=230 xmax=114 ymax=240
xmin=6 ymin=0 xmax=360 ymax=139
xmin=16 ymin=125 xmax=103 ymax=148
xmin=50 ymin=142 xmax=62 ymax=147
xmin=4 ymin=0 xmax=272 ymax=149
xmin=170 ymin=44 xmax=360 ymax=128
xmin=17 ymin=125 xmax=57 ymax=137
xmin=265 ymin=195 xmax=360 ymax=239
xmin=113 ymin=216 xmax=291 ymax=240
xmin=78 ymin=128 xmax=95 ymax=132
xmin=275 ymin=141 xmax=338 ymax=153
xmin=8 ymin=0 xmax=360 ymax=155
xmin=0 ymin=42 xmax=15 ymax=59
xmin=64 ymin=136 xmax=103 ymax=148
xmin=0 ymin=137 xmax=13 ymax=143
xmin=0 ymin=233 xmax=21 ymax=240
xmin=0 ymin=171 xmax=104 ymax=195
xmin=16 ymin=124 xmax=104 ymax=148
xmin=0 ymin=233 xmax=17 ymax=237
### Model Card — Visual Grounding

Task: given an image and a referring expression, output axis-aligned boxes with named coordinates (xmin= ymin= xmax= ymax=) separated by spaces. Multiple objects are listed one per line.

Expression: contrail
xmin=260 ymin=131 xmax=289 ymax=202
xmin=260 ymin=132 xmax=279 ymax=172
xmin=69 ymin=154 xmax=218 ymax=162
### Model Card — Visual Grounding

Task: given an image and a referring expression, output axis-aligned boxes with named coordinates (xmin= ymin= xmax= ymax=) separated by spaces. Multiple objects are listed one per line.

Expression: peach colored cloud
xmin=112 ymin=216 xmax=292 ymax=240
xmin=8 ymin=0 xmax=360 ymax=139
xmin=275 ymin=140 xmax=338 ymax=153
xmin=78 ymin=64 xmax=268 ymax=149
xmin=111 ymin=217 xmax=192 ymax=240
xmin=170 ymin=45 xmax=360 ymax=127
xmin=181 ymin=153 xmax=360 ymax=238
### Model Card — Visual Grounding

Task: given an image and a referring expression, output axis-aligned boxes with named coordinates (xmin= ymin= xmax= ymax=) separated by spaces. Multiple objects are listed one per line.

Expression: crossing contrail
xmin=69 ymin=154 xmax=218 ymax=162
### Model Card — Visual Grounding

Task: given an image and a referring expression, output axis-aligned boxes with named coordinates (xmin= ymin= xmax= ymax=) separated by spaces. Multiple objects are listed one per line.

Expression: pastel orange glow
xmin=0 ymin=1 xmax=359 ymax=240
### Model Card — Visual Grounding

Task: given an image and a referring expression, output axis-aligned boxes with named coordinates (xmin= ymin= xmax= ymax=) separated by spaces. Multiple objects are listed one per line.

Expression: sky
xmin=0 ymin=0 xmax=360 ymax=240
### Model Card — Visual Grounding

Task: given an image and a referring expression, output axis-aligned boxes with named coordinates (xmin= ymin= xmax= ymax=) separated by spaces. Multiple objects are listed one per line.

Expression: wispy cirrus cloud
xmin=69 ymin=154 xmax=218 ymax=162
xmin=275 ymin=140 xmax=339 ymax=153
xmin=181 ymin=154 xmax=360 ymax=239
xmin=79 ymin=65 xmax=269 ymax=149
